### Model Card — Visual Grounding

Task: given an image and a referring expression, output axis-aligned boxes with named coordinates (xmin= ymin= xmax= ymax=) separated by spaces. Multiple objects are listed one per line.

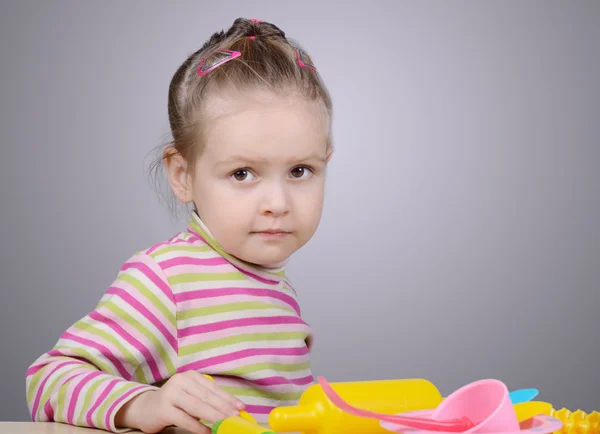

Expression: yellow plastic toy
xmin=211 ymin=416 xmax=275 ymax=434
xmin=209 ymin=377 xmax=600 ymax=434
xmin=550 ymin=407 xmax=600 ymax=434
xmin=268 ymin=378 xmax=443 ymax=434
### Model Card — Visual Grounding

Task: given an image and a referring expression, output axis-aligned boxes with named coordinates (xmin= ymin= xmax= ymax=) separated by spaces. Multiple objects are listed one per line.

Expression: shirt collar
xmin=186 ymin=211 xmax=287 ymax=285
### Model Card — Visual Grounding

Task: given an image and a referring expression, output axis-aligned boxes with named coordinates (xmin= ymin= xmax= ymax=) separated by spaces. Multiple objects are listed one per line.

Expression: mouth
xmin=252 ymin=230 xmax=292 ymax=238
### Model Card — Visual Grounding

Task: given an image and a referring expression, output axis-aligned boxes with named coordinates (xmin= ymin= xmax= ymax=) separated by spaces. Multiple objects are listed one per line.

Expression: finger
xmin=185 ymin=373 xmax=242 ymax=415
xmin=168 ymin=406 xmax=211 ymax=434
xmin=175 ymin=391 xmax=231 ymax=423
xmin=191 ymin=372 xmax=245 ymax=410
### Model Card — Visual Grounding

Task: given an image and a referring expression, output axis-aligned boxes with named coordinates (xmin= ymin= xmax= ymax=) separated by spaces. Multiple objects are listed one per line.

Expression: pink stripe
xmin=27 ymin=351 xmax=85 ymax=377
xmin=146 ymin=234 xmax=182 ymax=255
xmin=27 ymin=351 xmax=92 ymax=378
xmin=30 ymin=361 xmax=81 ymax=421
xmin=164 ymin=263 xmax=236 ymax=277
xmin=27 ymin=363 xmax=46 ymax=378
xmin=62 ymin=332 xmax=130 ymax=379
xmin=180 ymin=347 xmax=309 ymax=372
xmin=179 ymin=315 xmax=306 ymax=338
xmin=158 ymin=256 xmax=228 ymax=269
xmin=50 ymin=371 xmax=87 ymax=420
xmin=199 ymin=353 xmax=310 ymax=374
xmin=244 ymin=404 xmax=275 ymax=415
xmin=106 ymin=286 xmax=177 ymax=352
xmin=43 ymin=401 xmax=53 ymax=421
xmin=67 ymin=371 xmax=104 ymax=424
xmin=43 ymin=370 xmax=86 ymax=421
xmin=43 ymin=349 xmax=94 ymax=366
xmin=89 ymin=311 xmax=162 ymax=382
xmin=179 ymin=323 xmax=311 ymax=346
xmin=285 ymin=281 xmax=298 ymax=296
xmin=85 ymin=378 xmax=120 ymax=427
xmin=251 ymin=375 xmax=315 ymax=386
xmin=186 ymin=231 xmax=280 ymax=285
xmin=238 ymin=268 xmax=280 ymax=285
xmin=146 ymin=242 xmax=168 ymax=255
xmin=175 ymin=287 xmax=300 ymax=315
xmin=178 ymin=292 xmax=298 ymax=314
xmin=67 ymin=328 xmax=136 ymax=375
xmin=86 ymin=379 xmax=111 ymax=416
xmin=120 ymin=260 xmax=175 ymax=305
xmin=214 ymin=374 xmax=314 ymax=390
xmin=104 ymin=385 xmax=150 ymax=430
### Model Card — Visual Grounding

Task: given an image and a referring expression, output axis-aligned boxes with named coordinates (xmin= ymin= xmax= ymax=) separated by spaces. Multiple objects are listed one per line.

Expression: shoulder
xmin=117 ymin=230 xmax=231 ymax=293
xmin=136 ymin=230 xmax=223 ymax=271
xmin=110 ymin=231 xmax=214 ymax=302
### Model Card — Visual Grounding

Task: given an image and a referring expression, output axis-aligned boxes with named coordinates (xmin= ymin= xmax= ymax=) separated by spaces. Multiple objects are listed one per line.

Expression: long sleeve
xmin=25 ymin=252 xmax=179 ymax=432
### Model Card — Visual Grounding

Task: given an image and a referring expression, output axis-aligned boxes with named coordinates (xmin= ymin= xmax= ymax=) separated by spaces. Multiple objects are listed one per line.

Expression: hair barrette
xmin=197 ymin=50 xmax=241 ymax=76
xmin=196 ymin=46 xmax=316 ymax=76
xmin=296 ymin=48 xmax=316 ymax=70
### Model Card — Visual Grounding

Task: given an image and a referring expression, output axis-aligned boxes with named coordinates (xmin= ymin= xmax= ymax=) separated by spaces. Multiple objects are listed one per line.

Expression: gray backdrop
xmin=1 ymin=0 xmax=598 ymax=423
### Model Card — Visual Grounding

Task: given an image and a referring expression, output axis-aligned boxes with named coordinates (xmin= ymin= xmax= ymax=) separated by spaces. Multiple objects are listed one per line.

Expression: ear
xmin=163 ymin=147 xmax=193 ymax=204
xmin=325 ymin=148 xmax=334 ymax=163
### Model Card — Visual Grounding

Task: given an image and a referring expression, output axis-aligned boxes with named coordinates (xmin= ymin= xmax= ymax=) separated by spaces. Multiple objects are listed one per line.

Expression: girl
xmin=25 ymin=17 xmax=333 ymax=434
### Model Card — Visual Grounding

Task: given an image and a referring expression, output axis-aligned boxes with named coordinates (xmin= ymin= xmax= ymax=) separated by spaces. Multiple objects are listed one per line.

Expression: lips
xmin=252 ymin=229 xmax=292 ymax=237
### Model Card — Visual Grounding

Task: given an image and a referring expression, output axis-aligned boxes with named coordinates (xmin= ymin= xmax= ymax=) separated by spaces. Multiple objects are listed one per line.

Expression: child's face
xmin=173 ymin=90 xmax=331 ymax=267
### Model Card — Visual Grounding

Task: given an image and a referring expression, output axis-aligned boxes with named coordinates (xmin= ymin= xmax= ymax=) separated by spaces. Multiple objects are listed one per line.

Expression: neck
xmin=260 ymin=259 xmax=289 ymax=269
xmin=186 ymin=211 xmax=288 ymax=283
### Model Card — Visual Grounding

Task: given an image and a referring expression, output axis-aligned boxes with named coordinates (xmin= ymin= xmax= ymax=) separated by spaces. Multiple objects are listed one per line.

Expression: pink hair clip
xmin=296 ymin=48 xmax=316 ymax=70
xmin=197 ymin=49 xmax=241 ymax=76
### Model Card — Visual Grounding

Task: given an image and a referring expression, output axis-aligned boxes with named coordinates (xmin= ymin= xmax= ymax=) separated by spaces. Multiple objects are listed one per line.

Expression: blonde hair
xmin=150 ymin=18 xmax=333 ymax=214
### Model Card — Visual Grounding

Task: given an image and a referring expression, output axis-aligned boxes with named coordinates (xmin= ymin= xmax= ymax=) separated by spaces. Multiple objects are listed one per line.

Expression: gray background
xmin=1 ymin=0 xmax=598 ymax=423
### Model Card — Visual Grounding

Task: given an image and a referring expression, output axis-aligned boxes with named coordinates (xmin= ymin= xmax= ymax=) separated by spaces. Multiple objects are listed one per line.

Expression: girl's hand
xmin=115 ymin=371 xmax=245 ymax=434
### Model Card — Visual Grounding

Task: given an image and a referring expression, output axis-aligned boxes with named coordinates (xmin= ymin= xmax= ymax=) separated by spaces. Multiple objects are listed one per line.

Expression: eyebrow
xmin=215 ymin=154 xmax=327 ymax=167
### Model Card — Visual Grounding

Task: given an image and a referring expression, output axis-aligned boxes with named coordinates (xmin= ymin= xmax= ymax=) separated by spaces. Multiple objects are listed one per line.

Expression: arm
xmin=25 ymin=252 xmax=178 ymax=432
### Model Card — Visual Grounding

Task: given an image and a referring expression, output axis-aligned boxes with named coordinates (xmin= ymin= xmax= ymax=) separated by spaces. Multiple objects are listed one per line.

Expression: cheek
xmin=195 ymin=181 xmax=253 ymax=225
xmin=293 ymin=184 xmax=325 ymax=225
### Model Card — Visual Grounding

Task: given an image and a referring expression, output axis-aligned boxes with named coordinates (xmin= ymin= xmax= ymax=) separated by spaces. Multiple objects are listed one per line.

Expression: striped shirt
xmin=25 ymin=212 xmax=314 ymax=432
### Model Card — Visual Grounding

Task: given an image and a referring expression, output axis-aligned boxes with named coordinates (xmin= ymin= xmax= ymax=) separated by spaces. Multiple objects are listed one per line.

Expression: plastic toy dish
xmin=379 ymin=379 xmax=563 ymax=434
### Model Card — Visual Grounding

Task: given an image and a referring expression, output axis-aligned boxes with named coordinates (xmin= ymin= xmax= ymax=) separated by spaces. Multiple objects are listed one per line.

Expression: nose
xmin=260 ymin=180 xmax=290 ymax=217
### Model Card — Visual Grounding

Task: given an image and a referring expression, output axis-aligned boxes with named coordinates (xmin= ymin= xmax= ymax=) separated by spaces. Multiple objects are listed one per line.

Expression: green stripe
xmin=150 ymin=244 xmax=212 ymax=257
xmin=178 ymin=301 xmax=294 ymax=320
xmin=72 ymin=322 xmax=147 ymax=384
xmin=53 ymin=346 xmax=115 ymax=376
xmin=94 ymin=381 xmax=130 ymax=429
xmin=99 ymin=301 xmax=177 ymax=376
xmin=56 ymin=379 xmax=69 ymax=422
xmin=270 ymin=268 xmax=286 ymax=278
xmin=27 ymin=357 xmax=72 ymax=404
xmin=133 ymin=366 xmax=148 ymax=383
xmin=220 ymin=361 xmax=311 ymax=376
xmin=179 ymin=332 xmax=308 ymax=356
xmin=189 ymin=219 xmax=287 ymax=279
xmin=168 ymin=272 xmax=246 ymax=285
xmin=77 ymin=376 xmax=104 ymax=425
xmin=221 ymin=386 xmax=303 ymax=401
xmin=117 ymin=273 xmax=176 ymax=329
xmin=36 ymin=364 xmax=85 ymax=419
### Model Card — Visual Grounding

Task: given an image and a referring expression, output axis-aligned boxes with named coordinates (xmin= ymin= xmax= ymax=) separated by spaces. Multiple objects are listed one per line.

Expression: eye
xmin=289 ymin=166 xmax=313 ymax=179
xmin=231 ymin=169 xmax=256 ymax=182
